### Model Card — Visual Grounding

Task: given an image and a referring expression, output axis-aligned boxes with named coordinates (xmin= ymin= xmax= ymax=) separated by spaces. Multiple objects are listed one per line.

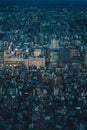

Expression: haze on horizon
xmin=0 ymin=0 xmax=87 ymax=6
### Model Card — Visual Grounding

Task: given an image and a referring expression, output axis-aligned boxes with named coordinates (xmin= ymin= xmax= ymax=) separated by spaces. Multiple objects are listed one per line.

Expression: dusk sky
xmin=0 ymin=0 xmax=87 ymax=6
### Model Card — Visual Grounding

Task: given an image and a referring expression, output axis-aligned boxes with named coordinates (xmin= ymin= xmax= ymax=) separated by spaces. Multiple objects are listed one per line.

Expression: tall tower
xmin=49 ymin=38 xmax=59 ymax=68
xmin=50 ymin=38 xmax=59 ymax=49
xmin=0 ymin=46 xmax=4 ymax=69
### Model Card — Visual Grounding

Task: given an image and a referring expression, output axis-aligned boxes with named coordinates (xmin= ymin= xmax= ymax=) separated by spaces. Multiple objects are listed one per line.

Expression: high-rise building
xmin=70 ymin=48 xmax=78 ymax=59
xmin=50 ymin=48 xmax=58 ymax=67
xmin=0 ymin=47 xmax=4 ymax=69
xmin=84 ymin=51 xmax=87 ymax=65
xmin=49 ymin=38 xmax=59 ymax=67
xmin=4 ymin=58 xmax=23 ymax=66
xmin=50 ymin=38 xmax=59 ymax=49
xmin=58 ymin=47 xmax=70 ymax=63
xmin=24 ymin=57 xmax=45 ymax=68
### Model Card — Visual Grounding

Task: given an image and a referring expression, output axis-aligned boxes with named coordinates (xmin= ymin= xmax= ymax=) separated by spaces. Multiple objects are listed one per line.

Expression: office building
xmin=70 ymin=48 xmax=78 ymax=59
xmin=0 ymin=47 xmax=4 ymax=69
xmin=84 ymin=51 xmax=87 ymax=65
xmin=58 ymin=47 xmax=70 ymax=63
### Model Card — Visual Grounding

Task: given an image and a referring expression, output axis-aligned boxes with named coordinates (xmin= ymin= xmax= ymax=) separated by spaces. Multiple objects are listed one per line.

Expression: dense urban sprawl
xmin=0 ymin=6 xmax=87 ymax=130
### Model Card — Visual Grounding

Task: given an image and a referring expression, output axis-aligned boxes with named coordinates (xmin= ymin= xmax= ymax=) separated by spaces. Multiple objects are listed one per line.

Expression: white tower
xmin=50 ymin=38 xmax=59 ymax=49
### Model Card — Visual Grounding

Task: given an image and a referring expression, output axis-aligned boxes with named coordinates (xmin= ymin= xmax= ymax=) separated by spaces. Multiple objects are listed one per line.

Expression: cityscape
xmin=0 ymin=1 xmax=87 ymax=130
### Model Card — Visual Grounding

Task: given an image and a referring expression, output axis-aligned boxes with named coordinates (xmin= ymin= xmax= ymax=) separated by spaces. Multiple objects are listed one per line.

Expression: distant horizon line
xmin=0 ymin=0 xmax=87 ymax=8
xmin=0 ymin=3 xmax=87 ymax=6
